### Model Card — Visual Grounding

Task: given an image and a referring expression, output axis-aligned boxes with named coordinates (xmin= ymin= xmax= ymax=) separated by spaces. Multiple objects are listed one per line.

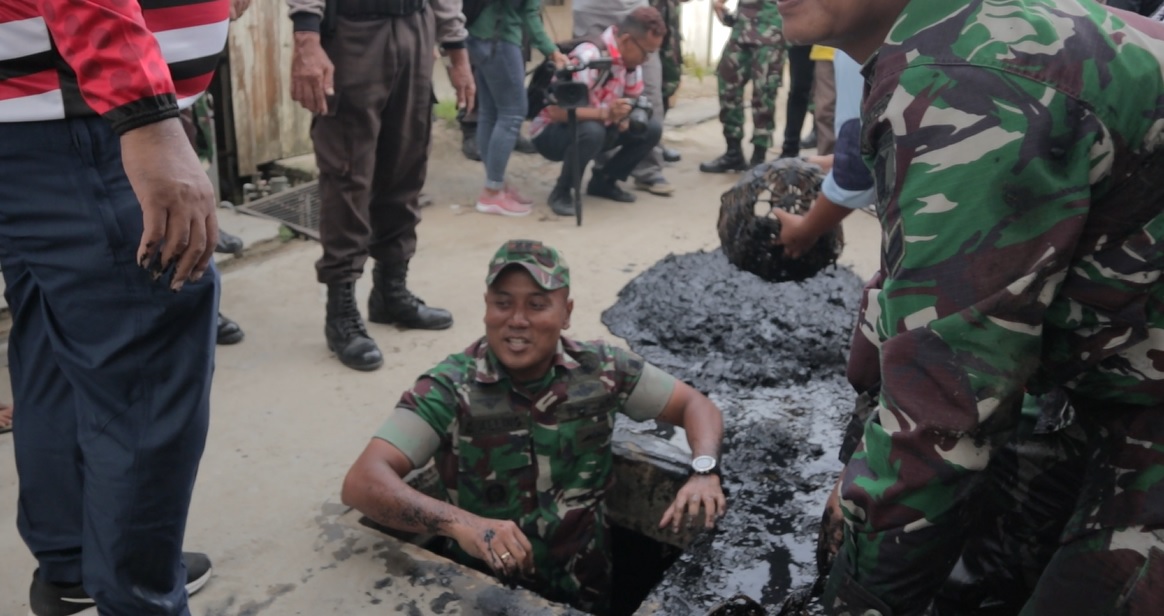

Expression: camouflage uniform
xmin=716 ymin=0 xmax=785 ymax=149
xmin=825 ymin=1 xmax=1164 ymax=614
xmin=651 ymin=0 xmax=684 ymax=109
xmin=378 ymin=338 xmax=677 ymax=612
xmin=375 ymin=241 xmax=677 ymax=614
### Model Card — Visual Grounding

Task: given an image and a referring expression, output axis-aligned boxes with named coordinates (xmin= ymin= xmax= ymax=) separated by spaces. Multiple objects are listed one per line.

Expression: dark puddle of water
xmin=602 ymin=249 xmax=864 ymax=614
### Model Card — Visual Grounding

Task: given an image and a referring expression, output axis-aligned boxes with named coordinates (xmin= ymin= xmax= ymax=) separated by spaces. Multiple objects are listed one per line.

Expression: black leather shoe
xmin=367 ymin=262 xmax=454 ymax=330
xmin=29 ymin=552 xmax=213 ymax=616
xmin=699 ymin=138 xmax=748 ymax=173
xmin=548 ymin=184 xmax=576 ymax=216
xmin=748 ymin=147 xmax=767 ymax=169
xmin=586 ymin=174 xmax=636 ymax=203
xmin=215 ymin=229 xmax=243 ymax=255
xmin=800 ymin=127 xmax=818 ymax=150
xmin=662 ymin=147 xmax=682 ymax=163
xmin=461 ymin=133 xmax=482 ymax=162
xmin=325 ymin=282 xmax=383 ymax=371
xmin=514 ymin=134 xmax=537 ymax=154
xmin=217 ymin=313 xmax=244 ymax=345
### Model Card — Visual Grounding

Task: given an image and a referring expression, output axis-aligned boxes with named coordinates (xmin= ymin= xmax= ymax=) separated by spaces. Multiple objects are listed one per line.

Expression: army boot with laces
xmin=325 ymin=282 xmax=383 ymax=371
xmin=367 ymin=261 xmax=454 ymax=330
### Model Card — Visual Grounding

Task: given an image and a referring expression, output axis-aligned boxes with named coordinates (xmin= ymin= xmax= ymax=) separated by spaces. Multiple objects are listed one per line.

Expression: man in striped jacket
xmin=0 ymin=0 xmax=225 ymax=614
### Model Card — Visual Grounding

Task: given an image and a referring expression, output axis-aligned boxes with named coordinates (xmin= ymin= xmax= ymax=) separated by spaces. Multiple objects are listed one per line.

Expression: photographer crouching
xmin=529 ymin=7 xmax=666 ymax=216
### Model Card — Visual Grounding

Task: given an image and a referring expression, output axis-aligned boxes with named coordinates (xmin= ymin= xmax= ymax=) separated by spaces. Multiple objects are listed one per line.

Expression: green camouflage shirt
xmin=376 ymin=336 xmax=676 ymax=608
xmin=727 ymin=0 xmax=784 ymax=47
xmin=845 ymin=0 xmax=1164 ymax=579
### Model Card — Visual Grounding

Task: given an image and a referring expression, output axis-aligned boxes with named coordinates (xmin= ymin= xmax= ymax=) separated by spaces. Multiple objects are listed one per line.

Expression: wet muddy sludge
xmin=602 ymin=248 xmax=865 ymax=614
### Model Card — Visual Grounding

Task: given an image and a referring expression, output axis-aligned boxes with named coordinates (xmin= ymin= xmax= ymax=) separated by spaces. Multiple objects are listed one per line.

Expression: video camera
xmin=549 ymin=57 xmax=613 ymax=109
xmin=626 ymin=95 xmax=653 ymax=135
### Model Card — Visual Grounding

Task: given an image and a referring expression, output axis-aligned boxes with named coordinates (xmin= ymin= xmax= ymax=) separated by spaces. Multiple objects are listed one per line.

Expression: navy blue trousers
xmin=0 ymin=117 xmax=217 ymax=614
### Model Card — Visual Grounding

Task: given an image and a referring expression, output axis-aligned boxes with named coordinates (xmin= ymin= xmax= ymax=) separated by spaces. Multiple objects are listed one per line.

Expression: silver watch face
xmin=692 ymin=455 xmax=717 ymax=474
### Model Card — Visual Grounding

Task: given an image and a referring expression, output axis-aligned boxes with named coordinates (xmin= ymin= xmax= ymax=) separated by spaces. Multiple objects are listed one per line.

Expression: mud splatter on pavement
xmin=602 ymin=249 xmax=864 ymax=614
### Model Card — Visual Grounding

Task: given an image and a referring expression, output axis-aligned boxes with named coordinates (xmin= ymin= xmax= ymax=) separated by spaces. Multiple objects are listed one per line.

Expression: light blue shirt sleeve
xmin=821 ymin=51 xmax=876 ymax=210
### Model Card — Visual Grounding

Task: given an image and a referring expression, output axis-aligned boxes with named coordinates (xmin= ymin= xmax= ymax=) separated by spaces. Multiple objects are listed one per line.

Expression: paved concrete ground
xmin=0 ymin=96 xmax=880 ymax=615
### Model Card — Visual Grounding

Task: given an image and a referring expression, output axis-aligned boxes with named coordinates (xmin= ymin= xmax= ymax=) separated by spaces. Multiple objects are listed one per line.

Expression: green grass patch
xmin=433 ymin=100 xmax=460 ymax=125
xmin=683 ymin=54 xmax=712 ymax=81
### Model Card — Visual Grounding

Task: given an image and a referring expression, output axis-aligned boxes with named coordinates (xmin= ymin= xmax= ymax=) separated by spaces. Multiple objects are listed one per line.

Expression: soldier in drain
xmin=340 ymin=240 xmax=727 ymax=614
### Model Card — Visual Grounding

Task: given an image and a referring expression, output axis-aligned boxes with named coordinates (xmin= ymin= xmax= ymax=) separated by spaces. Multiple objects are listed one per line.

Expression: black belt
xmin=336 ymin=0 xmax=427 ymax=18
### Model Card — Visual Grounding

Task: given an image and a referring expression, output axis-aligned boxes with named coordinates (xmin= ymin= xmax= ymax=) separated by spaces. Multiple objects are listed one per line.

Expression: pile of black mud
xmin=602 ymin=249 xmax=865 ymax=615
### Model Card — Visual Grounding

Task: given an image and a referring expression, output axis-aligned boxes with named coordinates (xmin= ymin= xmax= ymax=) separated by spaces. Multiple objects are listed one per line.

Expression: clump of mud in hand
xmin=603 ymin=249 xmax=863 ymax=615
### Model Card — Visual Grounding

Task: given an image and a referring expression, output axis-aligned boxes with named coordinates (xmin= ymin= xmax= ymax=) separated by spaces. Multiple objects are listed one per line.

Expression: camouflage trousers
xmin=652 ymin=0 xmax=683 ymax=106
xmin=824 ymin=395 xmax=1164 ymax=615
xmin=716 ymin=38 xmax=785 ymax=149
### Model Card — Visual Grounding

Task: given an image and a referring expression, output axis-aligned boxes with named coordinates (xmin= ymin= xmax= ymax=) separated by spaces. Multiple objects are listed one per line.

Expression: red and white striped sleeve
xmin=0 ymin=0 xmax=228 ymax=133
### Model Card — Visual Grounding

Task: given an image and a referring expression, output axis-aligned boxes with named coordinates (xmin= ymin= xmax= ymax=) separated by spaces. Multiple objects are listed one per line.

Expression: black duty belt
xmin=336 ymin=0 xmax=427 ymax=19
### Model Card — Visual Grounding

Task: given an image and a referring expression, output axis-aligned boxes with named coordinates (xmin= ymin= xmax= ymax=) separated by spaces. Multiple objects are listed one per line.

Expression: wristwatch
xmin=691 ymin=455 xmax=718 ymax=476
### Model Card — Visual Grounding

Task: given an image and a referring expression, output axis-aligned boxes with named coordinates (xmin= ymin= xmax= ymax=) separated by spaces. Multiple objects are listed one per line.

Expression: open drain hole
xmin=353 ymin=432 xmax=701 ymax=615
xmin=356 ymin=516 xmax=681 ymax=616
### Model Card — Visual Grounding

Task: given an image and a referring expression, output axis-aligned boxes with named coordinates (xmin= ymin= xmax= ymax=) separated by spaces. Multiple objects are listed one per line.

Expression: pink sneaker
xmin=504 ymin=185 xmax=534 ymax=206
xmin=475 ymin=190 xmax=531 ymax=217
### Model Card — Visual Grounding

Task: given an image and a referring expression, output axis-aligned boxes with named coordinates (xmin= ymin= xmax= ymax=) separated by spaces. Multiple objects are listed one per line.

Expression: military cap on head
xmin=486 ymin=239 xmax=571 ymax=291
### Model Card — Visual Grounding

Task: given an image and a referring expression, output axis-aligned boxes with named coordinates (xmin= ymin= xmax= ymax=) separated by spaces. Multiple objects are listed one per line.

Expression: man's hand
xmin=446 ymin=48 xmax=476 ymax=114
xmin=291 ymin=32 xmax=335 ymax=115
xmin=120 ymin=118 xmax=218 ymax=291
xmin=712 ymin=0 xmax=728 ymax=23
xmin=451 ymin=516 xmax=534 ymax=578
xmin=659 ymin=474 xmax=726 ymax=533
xmin=550 ymin=50 xmax=569 ymax=69
xmin=229 ymin=0 xmax=252 ymax=20
xmin=609 ymin=99 xmax=633 ymax=123
xmin=771 ymin=208 xmax=818 ymax=258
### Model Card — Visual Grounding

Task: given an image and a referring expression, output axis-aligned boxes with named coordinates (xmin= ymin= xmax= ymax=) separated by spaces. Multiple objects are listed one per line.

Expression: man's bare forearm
xmin=682 ymin=396 xmax=724 ymax=459
xmin=344 ymin=463 xmax=471 ymax=539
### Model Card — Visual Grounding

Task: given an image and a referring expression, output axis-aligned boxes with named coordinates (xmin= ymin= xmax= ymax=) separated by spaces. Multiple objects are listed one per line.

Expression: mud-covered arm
xmin=342 ymin=375 xmax=535 ymax=576
xmin=652 ymin=376 xmax=726 ymax=532
xmin=432 ymin=0 xmax=468 ymax=49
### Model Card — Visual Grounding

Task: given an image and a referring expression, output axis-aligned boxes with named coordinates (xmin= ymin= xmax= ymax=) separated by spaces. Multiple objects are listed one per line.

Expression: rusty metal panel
xmin=226 ymin=6 xmax=315 ymax=176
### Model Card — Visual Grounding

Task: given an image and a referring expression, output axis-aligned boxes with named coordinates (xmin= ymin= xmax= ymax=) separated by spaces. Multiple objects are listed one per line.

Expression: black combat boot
xmin=749 ymin=147 xmax=767 ymax=169
xmin=367 ymin=261 xmax=454 ymax=330
xmin=699 ymin=138 xmax=747 ymax=173
xmin=461 ymin=131 xmax=482 ymax=162
xmin=325 ymin=282 xmax=383 ymax=371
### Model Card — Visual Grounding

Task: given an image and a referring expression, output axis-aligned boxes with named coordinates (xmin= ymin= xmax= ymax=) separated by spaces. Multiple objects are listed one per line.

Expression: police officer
xmin=779 ymin=0 xmax=1164 ymax=613
xmin=699 ymin=0 xmax=786 ymax=172
xmin=287 ymin=0 xmax=475 ymax=371
xmin=340 ymin=240 xmax=726 ymax=613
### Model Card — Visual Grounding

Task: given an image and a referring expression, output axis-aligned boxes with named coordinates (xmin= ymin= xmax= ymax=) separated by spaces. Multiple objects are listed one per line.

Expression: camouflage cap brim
xmin=486 ymin=239 xmax=571 ymax=291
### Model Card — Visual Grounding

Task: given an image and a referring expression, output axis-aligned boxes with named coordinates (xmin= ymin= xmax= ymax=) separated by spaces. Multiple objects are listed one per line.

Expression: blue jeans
xmin=0 ymin=117 xmax=217 ymax=614
xmin=468 ymin=36 xmax=527 ymax=190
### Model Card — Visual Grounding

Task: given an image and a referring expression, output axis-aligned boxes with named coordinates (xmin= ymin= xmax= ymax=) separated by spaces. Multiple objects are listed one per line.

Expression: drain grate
xmin=236 ymin=180 xmax=321 ymax=240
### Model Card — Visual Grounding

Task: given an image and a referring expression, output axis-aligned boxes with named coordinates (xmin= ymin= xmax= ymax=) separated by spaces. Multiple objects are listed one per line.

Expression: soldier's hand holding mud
xmin=451 ymin=516 xmax=535 ymax=578
xmin=660 ymin=474 xmax=726 ymax=533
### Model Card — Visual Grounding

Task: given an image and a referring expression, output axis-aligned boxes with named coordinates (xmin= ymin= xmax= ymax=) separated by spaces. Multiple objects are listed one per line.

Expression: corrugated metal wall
xmin=227 ymin=3 xmax=315 ymax=175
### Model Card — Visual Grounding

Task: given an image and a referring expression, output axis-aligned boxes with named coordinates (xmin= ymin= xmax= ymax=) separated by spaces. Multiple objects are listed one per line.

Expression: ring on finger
xmin=500 ymin=552 xmax=512 ymax=561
